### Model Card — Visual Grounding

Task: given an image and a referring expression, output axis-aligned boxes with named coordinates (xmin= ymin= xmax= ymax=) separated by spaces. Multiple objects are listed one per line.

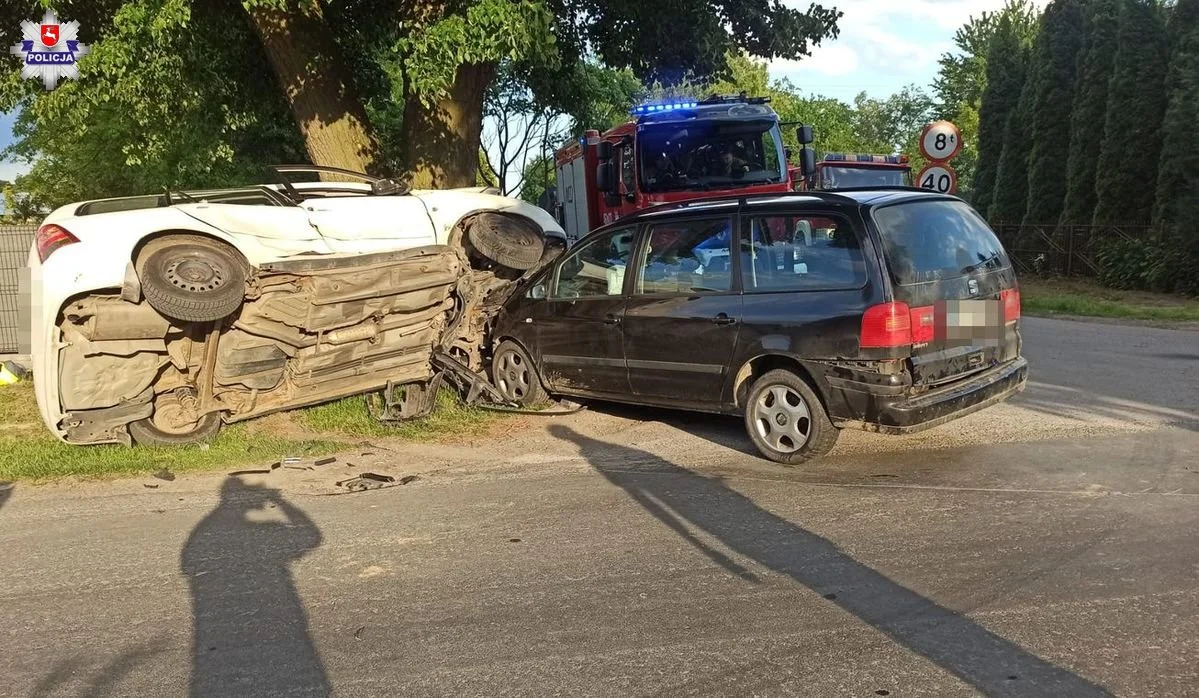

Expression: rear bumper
xmin=829 ymin=357 xmax=1029 ymax=435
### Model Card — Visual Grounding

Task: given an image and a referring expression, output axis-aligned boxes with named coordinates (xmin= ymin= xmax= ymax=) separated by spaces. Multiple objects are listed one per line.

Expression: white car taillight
xmin=35 ymin=223 xmax=79 ymax=263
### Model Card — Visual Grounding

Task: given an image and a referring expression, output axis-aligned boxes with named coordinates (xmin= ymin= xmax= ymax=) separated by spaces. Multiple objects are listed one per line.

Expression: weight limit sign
xmin=916 ymin=163 xmax=958 ymax=194
xmin=919 ymin=120 xmax=962 ymax=162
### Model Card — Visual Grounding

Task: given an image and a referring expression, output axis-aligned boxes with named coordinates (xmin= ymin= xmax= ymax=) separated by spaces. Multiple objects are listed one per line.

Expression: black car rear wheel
xmin=743 ymin=369 xmax=839 ymax=465
xmin=491 ymin=340 xmax=547 ymax=406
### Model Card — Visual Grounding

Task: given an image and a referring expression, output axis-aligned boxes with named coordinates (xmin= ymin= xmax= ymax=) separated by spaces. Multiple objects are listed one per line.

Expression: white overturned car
xmin=26 ymin=166 xmax=568 ymax=446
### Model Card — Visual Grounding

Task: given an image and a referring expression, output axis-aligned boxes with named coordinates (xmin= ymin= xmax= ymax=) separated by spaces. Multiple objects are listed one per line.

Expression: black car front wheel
xmin=743 ymin=369 xmax=839 ymax=465
xmin=491 ymin=340 xmax=547 ymax=407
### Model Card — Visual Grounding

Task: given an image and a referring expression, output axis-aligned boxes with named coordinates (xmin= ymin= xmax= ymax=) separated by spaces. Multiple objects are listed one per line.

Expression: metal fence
xmin=991 ymin=223 xmax=1158 ymax=278
xmin=0 ymin=225 xmax=36 ymax=355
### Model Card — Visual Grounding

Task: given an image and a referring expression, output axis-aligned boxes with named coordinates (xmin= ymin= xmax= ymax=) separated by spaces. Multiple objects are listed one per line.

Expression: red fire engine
xmin=546 ymin=94 xmax=817 ymax=242
xmin=807 ymin=153 xmax=913 ymax=189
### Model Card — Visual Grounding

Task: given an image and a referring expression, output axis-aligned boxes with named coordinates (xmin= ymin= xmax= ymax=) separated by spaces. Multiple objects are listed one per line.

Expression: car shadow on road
xmin=0 ymin=481 xmax=12 ymax=511
xmin=181 ymin=476 xmax=329 ymax=697
xmin=549 ymin=424 xmax=1112 ymax=696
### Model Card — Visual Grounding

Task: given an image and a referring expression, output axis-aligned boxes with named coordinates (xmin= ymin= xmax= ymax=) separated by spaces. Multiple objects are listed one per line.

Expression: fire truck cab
xmin=547 ymin=95 xmax=816 ymax=242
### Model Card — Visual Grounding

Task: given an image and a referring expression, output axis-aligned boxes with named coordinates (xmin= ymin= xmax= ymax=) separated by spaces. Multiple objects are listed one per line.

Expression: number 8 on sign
xmin=916 ymin=164 xmax=957 ymax=194
xmin=919 ymin=120 xmax=962 ymax=162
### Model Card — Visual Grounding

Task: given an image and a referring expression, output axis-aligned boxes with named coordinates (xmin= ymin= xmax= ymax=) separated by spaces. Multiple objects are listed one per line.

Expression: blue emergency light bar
xmin=630 ymin=100 xmax=699 ymax=116
xmin=823 ymin=152 xmax=909 ymax=164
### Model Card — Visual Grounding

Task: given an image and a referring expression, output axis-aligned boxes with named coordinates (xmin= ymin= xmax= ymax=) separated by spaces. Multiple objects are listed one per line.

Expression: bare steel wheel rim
xmin=751 ymin=384 xmax=811 ymax=453
xmin=495 ymin=349 xmax=531 ymax=401
xmin=165 ymin=255 xmax=226 ymax=293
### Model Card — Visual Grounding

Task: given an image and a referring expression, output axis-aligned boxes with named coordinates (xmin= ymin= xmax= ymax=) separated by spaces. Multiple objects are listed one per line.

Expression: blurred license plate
xmin=946 ymin=300 xmax=997 ymax=326
xmin=942 ymin=299 xmax=1002 ymax=344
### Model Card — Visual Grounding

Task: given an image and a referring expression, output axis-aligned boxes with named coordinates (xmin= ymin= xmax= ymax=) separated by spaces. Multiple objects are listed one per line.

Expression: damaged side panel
xmin=53 ymin=245 xmax=498 ymax=444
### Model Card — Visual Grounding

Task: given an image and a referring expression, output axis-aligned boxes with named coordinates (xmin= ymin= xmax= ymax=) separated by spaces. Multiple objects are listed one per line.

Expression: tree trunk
xmin=402 ymin=62 xmax=497 ymax=188
xmin=245 ymin=2 xmax=379 ymax=176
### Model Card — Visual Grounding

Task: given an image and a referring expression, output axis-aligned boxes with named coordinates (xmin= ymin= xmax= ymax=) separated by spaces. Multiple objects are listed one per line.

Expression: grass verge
xmin=0 ymin=382 xmax=503 ymax=483
xmin=1020 ymin=277 xmax=1199 ymax=323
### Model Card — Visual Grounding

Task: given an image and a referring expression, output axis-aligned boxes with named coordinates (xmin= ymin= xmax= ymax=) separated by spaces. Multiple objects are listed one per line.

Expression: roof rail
xmin=621 ymin=190 xmax=860 ymax=221
xmin=825 ymin=185 xmax=952 ymax=195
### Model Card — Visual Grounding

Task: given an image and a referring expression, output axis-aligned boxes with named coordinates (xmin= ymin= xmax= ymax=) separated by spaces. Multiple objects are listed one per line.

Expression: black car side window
xmin=636 ymin=217 xmax=733 ymax=295
xmin=740 ymin=214 xmax=866 ymax=292
xmin=551 ymin=227 xmax=636 ymax=299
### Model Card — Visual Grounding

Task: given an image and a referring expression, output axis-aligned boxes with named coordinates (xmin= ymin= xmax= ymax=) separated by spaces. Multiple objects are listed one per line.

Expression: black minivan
xmin=489 ymin=189 xmax=1029 ymax=464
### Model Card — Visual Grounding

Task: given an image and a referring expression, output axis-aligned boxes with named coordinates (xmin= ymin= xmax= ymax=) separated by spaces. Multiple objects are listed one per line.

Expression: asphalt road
xmin=1 ymin=316 xmax=1197 ymax=697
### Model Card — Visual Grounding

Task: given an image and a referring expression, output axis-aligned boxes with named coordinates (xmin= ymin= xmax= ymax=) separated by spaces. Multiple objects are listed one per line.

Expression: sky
xmin=769 ymin=0 xmax=1047 ymax=102
xmin=0 ymin=0 xmax=1046 ymax=184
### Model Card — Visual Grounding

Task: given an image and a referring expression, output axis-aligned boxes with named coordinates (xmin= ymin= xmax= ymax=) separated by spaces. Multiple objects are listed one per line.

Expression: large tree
xmin=1060 ymin=0 xmax=1121 ymax=225
xmin=1151 ymin=0 xmax=1199 ymax=293
xmin=1021 ymin=0 xmax=1085 ymax=226
xmin=1093 ymin=0 xmax=1170 ymax=225
xmin=973 ymin=5 xmax=1039 ymax=218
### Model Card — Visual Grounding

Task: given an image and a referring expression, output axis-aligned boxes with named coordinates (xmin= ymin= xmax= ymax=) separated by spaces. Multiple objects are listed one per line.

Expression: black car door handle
xmin=603 ymin=314 xmax=621 ymax=326
xmin=712 ymin=313 xmax=737 ymax=326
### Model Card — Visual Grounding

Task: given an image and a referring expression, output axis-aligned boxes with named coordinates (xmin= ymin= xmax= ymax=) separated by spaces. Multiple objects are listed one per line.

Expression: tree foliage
xmin=1151 ymin=0 xmax=1199 ymax=293
xmin=1093 ymin=0 xmax=1170 ymax=225
xmin=972 ymin=3 xmax=1039 ymax=218
xmin=1060 ymin=0 xmax=1120 ymax=225
xmin=1022 ymin=0 xmax=1085 ymax=225
xmin=988 ymin=30 xmax=1037 ymax=224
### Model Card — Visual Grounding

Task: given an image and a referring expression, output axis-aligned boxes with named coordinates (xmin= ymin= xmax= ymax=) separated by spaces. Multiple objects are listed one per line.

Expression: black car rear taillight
xmin=1001 ymin=288 xmax=1020 ymax=323
xmin=860 ymin=302 xmax=912 ymax=348
xmin=35 ymin=223 xmax=80 ymax=263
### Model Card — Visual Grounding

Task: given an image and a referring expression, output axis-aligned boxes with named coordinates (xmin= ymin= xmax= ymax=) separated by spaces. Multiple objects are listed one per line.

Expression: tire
xmin=466 ymin=213 xmax=546 ymax=271
xmin=136 ymin=235 xmax=247 ymax=323
xmin=743 ymin=369 xmax=839 ymax=465
xmin=491 ymin=340 xmax=547 ymax=406
xmin=129 ymin=412 xmax=222 ymax=446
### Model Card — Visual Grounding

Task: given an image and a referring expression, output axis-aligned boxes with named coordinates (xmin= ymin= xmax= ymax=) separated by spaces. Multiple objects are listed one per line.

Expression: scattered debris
xmin=508 ymin=538 xmax=522 ymax=543
xmin=153 ymin=469 xmax=176 ymax=482
xmin=354 ymin=626 xmax=365 ymax=641
xmin=143 ymin=483 xmax=159 ymax=489
xmin=229 ymin=468 xmax=274 ymax=476
xmin=0 ymin=360 xmax=30 ymax=386
xmin=282 ymin=456 xmax=302 ymax=466
xmin=314 ymin=457 xmax=337 ymax=466
xmin=283 ymin=465 xmax=311 ymax=471
xmin=335 ymin=472 xmax=397 ymax=492
xmin=199 ymin=443 xmax=210 ymax=451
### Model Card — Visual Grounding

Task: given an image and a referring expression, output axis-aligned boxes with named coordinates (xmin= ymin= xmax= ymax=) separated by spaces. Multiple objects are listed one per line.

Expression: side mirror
xmin=596 ymin=162 xmax=617 ymax=193
xmin=796 ymin=125 xmax=814 ymax=146
xmin=800 ymin=147 xmax=817 ymax=178
xmin=597 ymin=141 xmax=614 ymax=162
xmin=529 ymin=283 xmax=547 ymax=300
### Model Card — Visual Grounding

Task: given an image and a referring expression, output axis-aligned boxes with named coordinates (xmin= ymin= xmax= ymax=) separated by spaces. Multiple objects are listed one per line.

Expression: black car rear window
xmin=872 ymin=199 xmax=1008 ymax=285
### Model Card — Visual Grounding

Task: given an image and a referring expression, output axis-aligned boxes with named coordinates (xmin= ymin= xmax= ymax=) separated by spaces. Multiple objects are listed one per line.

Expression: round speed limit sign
xmin=916 ymin=163 xmax=958 ymax=194
xmin=919 ymin=120 xmax=962 ymax=162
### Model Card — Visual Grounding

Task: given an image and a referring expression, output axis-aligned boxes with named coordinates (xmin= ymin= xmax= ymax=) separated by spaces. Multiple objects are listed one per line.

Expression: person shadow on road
xmin=181 ymin=476 xmax=330 ymax=697
xmin=548 ymin=424 xmax=1111 ymax=697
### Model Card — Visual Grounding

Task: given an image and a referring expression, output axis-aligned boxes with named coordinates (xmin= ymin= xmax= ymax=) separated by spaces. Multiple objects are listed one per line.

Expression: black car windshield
xmin=872 ymin=199 xmax=1009 ymax=285
xmin=639 ymin=120 xmax=785 ymax=193
xmin=820 ymin=166 xmax=909 ymax=189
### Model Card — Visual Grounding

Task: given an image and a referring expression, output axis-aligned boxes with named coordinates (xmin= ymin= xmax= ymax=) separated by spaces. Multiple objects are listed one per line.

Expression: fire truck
xmin=803 ymin=153 xmax=913 ymax=190
xmin=545 ymin=94 xmax=817 ymax=242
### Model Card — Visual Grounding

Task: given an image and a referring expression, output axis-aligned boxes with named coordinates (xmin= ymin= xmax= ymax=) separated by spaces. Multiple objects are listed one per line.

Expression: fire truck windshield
xmin=820 ymin=166 xmax=910 ymax=189
xmin=639 ymin=120 xmax=786 ymax=193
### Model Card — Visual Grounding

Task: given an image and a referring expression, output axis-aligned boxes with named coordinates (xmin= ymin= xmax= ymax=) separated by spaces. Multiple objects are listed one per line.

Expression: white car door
xmin=300 ymin=196 xmax=438 ymax=255
xmin=174 ymin=202 xmax=330 ymax=257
